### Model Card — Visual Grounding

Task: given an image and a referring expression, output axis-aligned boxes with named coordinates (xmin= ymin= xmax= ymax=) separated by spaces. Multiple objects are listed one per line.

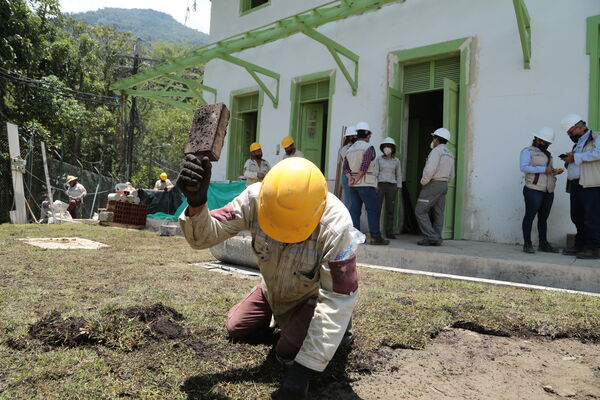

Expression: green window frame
xmin=226 ymin=88 xmax=264 ymax=180
xmin=289 ymin=70 xmax=336 ymax=175
xmin=240 ymin=0 xmax=270 ymax=16
xmin=587 ymin=15 xmax=600 ymax=131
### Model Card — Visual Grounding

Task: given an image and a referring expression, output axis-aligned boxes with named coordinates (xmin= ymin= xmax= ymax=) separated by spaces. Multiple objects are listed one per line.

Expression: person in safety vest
xmin=560 ymin=114 xmax=600 ymax=259
xmin=519 ymin=128 xmax=563 ymax=254
xmin=177 ymin=156 xmax=360 ymax=400
xmin=243 ymin=142 xmax=271 ymax=187
xmin=281 ymin=136 xmax=304 ymax=159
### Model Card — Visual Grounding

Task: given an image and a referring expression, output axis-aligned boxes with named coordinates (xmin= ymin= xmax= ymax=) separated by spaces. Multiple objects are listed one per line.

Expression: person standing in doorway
xmin=415 ymin=128 xmax=455 ymax=246
xmin=66 ymin=176 xmax=86 ymax=219
xmin=343 ymin=121 xmax=389 ymax=245
xmin=339 ymin=126 xmax=357 ymax=209
xmin=281 ymin=136 xmax=305 ymax=159
xmin=519 ymin=128 xmax=563 ymax=254
xmin=244 ymin=142 xmax=271 ymax=187
xmin=376 ymin=137 xmax=402 ymax=239
xmin=560 ymin=114 xmax=600 ymax=259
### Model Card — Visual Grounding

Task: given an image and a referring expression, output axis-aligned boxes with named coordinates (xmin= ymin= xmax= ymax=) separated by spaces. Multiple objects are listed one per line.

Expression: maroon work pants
xmin=67 ymin=199 xmax=81 ymax=219
xmin=226 ymin=285 xmax=316 ymax=360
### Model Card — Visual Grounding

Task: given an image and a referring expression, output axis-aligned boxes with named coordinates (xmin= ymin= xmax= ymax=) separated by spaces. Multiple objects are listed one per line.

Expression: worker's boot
xmin=418 ymin=238 xmax=442 ymax=246
xmin=576 ymin=249 xmax=600 ymax=260
xmin=562 ymin=245 xmax=583 ymax=256
xmin=386 ymin=233 xmax=396 ymax=239
xmin=538 ymin=242 xmax=559 ymax=253
xmin=522 ymin=243 xmax=535 ymax=254
xmin=370 ymin=236 xmax=390 ymax=245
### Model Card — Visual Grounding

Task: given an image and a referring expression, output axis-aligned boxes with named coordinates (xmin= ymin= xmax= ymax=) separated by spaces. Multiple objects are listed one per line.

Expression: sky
xmin=59 ymin=0 xmax=212 ymax=34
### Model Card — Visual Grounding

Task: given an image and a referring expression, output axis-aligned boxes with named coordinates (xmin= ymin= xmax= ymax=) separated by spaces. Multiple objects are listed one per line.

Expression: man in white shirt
xmin=66 ymin=176 xmax=87 ymax=219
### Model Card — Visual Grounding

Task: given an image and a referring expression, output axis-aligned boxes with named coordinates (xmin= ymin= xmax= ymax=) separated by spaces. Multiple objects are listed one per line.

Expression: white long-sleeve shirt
xmin=67 ymin=183 xmax=86 ymax=200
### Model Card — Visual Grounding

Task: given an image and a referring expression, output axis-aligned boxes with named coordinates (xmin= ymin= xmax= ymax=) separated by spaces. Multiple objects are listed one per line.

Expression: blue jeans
xmin=522 ymin=186 xmax=553 ymax=245
xmin=341 ymin=174 xmax=351 ymax=209
xmin=349 ymin=186 xmax=382 ymax=237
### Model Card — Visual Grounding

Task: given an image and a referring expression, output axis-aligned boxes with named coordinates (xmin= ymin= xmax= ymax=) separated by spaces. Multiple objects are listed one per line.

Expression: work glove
xmin=176 ymin=154 xmax=211 ymax=207
xmin=275 ymin=362 xmax=313 ymax=400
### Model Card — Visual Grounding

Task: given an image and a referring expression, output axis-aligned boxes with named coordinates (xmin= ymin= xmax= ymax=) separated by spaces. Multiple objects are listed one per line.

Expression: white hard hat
xmin=534 ymin=127 xmax=555 ymax=144
xmin=432 ymin=128 xmax=451 ymax=142
xmin=560 ymin=114 xmax=583 ymax=132
xmin=380 ymin=137 xmax=397 ymax=146
xmin=356 ymin=121 xmax=371 ymax=132
xmin=344 ymin=126 xmax=357 ymax=137
xmin=66 ymin=176 xmax=78 ymax=183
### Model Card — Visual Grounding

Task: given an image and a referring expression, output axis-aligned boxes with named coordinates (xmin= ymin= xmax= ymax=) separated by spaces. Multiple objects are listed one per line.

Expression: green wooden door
xmin=442 ymin=78 xmax=458 ymax=239
xmin=387 ymin=87 xmax=404 ymax=233
xmin=300 ymin=103 xmax=325 ymax=170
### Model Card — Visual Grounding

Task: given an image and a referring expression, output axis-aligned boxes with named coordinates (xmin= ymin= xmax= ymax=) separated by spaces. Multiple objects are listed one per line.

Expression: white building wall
xmin=204 ymin=0 xmax=600 ymax=245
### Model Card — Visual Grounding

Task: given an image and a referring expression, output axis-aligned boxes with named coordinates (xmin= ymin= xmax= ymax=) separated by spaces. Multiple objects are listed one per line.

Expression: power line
xmin=0 ymin=67 xmax=119 ymax=107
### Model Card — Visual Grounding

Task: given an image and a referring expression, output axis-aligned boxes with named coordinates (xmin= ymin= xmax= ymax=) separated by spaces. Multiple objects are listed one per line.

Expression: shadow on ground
xmin=181 ymin=344 xmax=364 ymax=400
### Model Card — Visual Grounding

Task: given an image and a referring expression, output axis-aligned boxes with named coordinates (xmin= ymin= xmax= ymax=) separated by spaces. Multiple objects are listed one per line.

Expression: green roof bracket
xmin=512 ymin=0 xmax=532 ymax=69
xmin=301 ymin=25 xmax=359 ymax=95
xmin=126 ymin=91 xmax=197 ymax=113
xmin=164 ymin=74 xmax=217 ymax=103
xmin=216 ymin=53 xmax=280 ymax=108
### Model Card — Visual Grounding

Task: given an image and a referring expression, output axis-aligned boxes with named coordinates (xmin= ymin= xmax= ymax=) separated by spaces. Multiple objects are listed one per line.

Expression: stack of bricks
xmin=108 ymin=201 xmax=148 ymax=226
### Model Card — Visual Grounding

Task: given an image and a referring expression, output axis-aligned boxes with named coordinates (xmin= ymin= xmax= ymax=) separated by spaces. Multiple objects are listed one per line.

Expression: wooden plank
xmin=7 ymin=123 xmax=27 ymax=224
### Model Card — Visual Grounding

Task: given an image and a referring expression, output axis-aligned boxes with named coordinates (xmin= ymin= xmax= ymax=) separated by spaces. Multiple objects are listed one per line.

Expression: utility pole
xmin=125 ymin=38 xmax=141 ymax=181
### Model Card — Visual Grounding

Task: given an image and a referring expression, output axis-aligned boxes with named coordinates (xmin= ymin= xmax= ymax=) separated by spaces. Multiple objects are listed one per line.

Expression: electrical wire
xmin=0 ymin=67 xmax=120 ymax=107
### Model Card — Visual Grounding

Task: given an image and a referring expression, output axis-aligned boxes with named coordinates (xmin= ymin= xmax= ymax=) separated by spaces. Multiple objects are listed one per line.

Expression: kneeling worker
xmin=281 ymin=136 xmax=304 ymax=159
xmin=177 ymin=156 xmax=359 ymax=399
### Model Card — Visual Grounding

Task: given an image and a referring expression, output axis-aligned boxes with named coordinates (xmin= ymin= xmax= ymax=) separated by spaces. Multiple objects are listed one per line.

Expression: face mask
xmin=569 ymin=134 xmax=581 ymax=144
xmin=430 ymin=141 xmax=435 ymax=149
xmin=383 ymin=147 xmax=392 ymax=155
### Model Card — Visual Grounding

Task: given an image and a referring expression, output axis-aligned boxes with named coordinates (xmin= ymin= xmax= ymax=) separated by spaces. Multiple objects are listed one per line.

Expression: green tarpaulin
xmin=147 ymin=181 xmax=246 ymax=221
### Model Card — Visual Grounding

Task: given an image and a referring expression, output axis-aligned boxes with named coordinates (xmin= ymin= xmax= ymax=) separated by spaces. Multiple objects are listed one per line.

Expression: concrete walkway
xmin=357 ymin=235 xmax=600 ymax=294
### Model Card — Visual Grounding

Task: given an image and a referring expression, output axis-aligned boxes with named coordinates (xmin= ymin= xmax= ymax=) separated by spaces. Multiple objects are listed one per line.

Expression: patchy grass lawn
xmin=0 ymin=223 xmax=599 ymax=400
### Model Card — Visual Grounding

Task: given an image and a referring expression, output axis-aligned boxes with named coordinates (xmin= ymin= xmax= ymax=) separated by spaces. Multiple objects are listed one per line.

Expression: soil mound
xmin=28 ymin=310 xmax=95 ymax=347
xmin=110 ymin=303 xmax=185 ymax=323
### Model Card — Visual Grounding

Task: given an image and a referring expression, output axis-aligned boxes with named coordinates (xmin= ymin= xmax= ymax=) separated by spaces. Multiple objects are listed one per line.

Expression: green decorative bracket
xmin=300 ymin=26 xmax=359 ymax=95
xmin=216 ymin=53 xmax=280 ymax=108
xmin=125 ymin=90 xmax=197 ymax=113
xmin=111 ymin=0 xmax=405 ymax=99
xmin=513 ymin=0 xmax=531 ymax=69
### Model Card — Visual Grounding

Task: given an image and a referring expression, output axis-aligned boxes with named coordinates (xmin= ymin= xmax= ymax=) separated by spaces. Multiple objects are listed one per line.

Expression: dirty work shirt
xmin=179 ymin=184 xmax=358 ymax=372
xmin=376 ymin=156 xmax=403 ymax=188
xmin=67 ymin=183 xmax=87 ymax=200
xmin=154 ymin=179 xmax=174 ymax=191
xmin=420 ymin=144 xmax=455 ymax=186
xmin=243 ymin=158 xmax=271 ymax=187
xmin=283 ymin=149 xmax=305 ymax=159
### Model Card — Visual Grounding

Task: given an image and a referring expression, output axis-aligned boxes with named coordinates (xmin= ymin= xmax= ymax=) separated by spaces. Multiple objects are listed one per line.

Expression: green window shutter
xmin=300 ymin=80 xmax=330 ymax=102
xmin=403 ymin=62 xmax=431 ymax=93
xmin=403 ymin=57 xmax=460 ymax=93
xmin=434 ymin=57 xmax=461 ymax=88
xmin=237 ymin=94 xmax=259 ymax=113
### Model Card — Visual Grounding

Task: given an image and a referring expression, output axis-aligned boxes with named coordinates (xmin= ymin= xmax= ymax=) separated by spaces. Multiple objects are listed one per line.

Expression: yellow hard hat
xmin=249 ymin=142 xmax=262 ymax=152
xmin=160 ymin=172 xmax=167 ymax=180
xmin=258 ymin=158 xmax=327 ymax=243
xmin=281 ymin=136 xmax=294 ymax=149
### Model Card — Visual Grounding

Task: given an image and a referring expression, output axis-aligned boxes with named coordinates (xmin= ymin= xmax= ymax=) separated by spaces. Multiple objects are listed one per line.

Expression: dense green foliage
xmin=0 ymin=0 xmax=199 ymax=187
xmin=70 ymin=8 xmax=209 ymax=46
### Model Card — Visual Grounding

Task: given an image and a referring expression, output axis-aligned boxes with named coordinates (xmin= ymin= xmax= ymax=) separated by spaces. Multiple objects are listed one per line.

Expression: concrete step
xmin=358 ymin=235 xmax=600 ymax=294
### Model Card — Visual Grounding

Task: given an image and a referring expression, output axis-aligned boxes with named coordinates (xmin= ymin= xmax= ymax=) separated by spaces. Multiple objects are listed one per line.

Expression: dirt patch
xmin=28 ymin=310 xmax=94 ymax=347
xmin=27 ymin=303 xmax=189 ymax=348
xmin=349 ymin=329 xmax=600 ymax=400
